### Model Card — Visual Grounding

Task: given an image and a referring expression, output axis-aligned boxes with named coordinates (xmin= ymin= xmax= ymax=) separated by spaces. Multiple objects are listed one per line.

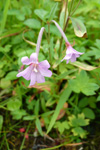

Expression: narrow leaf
xmin=47 ymin=87 xmax=71 ymax=133
xmin=35 ymin=118 xmax=43 ymax=136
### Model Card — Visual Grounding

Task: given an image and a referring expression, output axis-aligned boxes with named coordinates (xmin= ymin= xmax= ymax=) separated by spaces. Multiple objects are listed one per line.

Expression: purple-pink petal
xmin=21 ymin=56 xmax=33 ymax=65
xmin=39 ymin=60 xmax=50 ymax=69
xmin=29 ymin=71 xmax=36 ymax=86
xmin=39 ymin=67 xmax=52 ymax=77
xmin=36 ymin=72 xmax=45 ymax=83
xmin=30 ymin=53 xmax=38 ymax=64
xmin=17 ymin=66 xmax=32 ymax=80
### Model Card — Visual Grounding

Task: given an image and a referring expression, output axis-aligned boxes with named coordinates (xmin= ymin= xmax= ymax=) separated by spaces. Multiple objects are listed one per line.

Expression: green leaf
xmin=34 ymin=9 xmax=48 ymax=21
xmin=7 ymin=98 xmax=22 ymax=111
xmin=5 ymin=71 xmax=18 ymax=80
xmin=54 ymin=121 xmax=70 ymax=134
xmin=69 ymin=70 xmax=99 ymax=96
xmin=68 ymin=113 xmax=89 ymax=127
xmin=71 ymin=61 xmax=97 ymax=71
xmin=35 ymin=118 xmax=43 ymax=136
xmin=24 ymin=18 xmax=41 ymax=29
xmin=47 ymin=87 xmax=72 ymax=133
xmin=71 ymin=17 xmax=87 ymax=37
xmin=56 ymin=69 xmax=77 ymax=80
xmin=79 ymin=97 xmax=88 ymax=108
xmin=0 ymin=115 xmax=3 ymax=131
xmin=83 ymin=108 xmax=95 ymax=119
xmin=59 ymin=1 xmax=68 ymax=28
xmin=0 ymin=78 xmax=11 ymax=89
xmin=11 ymin=109 xmax=27 ymax=120
xmin=48 ymin=2 xmax=58 ymax=21
xmin=72 ymin=127 xmax=87 ymax=138
xmin=23 ymin=115 xmax=35 ymax=121
xmin=34 ymin=100 xmax=39 ymax=116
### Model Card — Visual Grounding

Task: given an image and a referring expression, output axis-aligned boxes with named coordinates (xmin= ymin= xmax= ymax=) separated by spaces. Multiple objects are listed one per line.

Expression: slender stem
xmin=63 ymin=0 xmax=68 ymax=29
xmin=48 ymin=23 xmax=52 ymax=64
xmin=58 ymin=16 xmax=69 ymax=57
xmin=58 ymin=0 xmax=75 ymax=58
xmin=20 ymin=122 xmax=31 ymax=150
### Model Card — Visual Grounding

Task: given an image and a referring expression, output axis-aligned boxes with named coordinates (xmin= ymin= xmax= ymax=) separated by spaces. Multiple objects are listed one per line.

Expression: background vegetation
xmin=0 ymin=0 xmax=100 ymax=149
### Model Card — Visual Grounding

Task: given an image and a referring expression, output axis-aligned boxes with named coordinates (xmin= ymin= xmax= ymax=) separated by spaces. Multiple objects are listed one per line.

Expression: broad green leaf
xmin=11 ymin=109 xmax=27 ymax=120
xmin=54 ymin=121 xmax=70 ymax=134
xmin=24 ymin=18 xmax=41 ymax=29
xmin=5 ymin=71 xmax=18 ymax=80
xmin=79 ymin=98 xmax=88 ymax=108
xmin=0 ymin=78 xmax=11 ymax=89
xmin=72 ymin=127 xmax=87 ymax=138
xmin=71 ymin=61 xmax=97 ymax=71
xmin=0 ymin=115 xmax=3 ymax=131
xmin=71 ymin=17 xmax=87 ymax=37
xmin=68 ymin=113 xmax=89 ymax=127
xmin=48 ymin=2 xmax=58 ymax=21
xmin=77 ymin=113 xmax=89 ymax=126
xmin=69 ymin=70 xmax=99 ymax=96
xmin=47 ymin=87 xmax=72 ymax=133
xmin=83 ymin=108 xmax=95 ymax=119
xmin=35 ymin=118 xmax=43 ymax=136
xmin=34 ymin=9 xmax=48 ymax=21
xmin=7 ymin=98 xmax=22 ymax=111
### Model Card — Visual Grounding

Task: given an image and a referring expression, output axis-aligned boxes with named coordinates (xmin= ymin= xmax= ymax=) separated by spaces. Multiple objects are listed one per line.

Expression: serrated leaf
xmin=68 ymin=113 xmax=89 ymax=127
xmin=72 ymin=127 xmax=86 ymax=138
xmin=69 ymin=70 xmax=99 ymax=96
xmin=54 ymin=121 xmax=70 ymax=134
xmin=71 ymin=17 xmax=87 ymax=37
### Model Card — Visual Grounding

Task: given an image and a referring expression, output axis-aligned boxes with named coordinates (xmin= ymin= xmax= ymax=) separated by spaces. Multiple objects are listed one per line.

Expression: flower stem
xmin=48 ymin=23 xmax=52 ymax=64
xmin=58 ymin=0 xmax=75 ymax=58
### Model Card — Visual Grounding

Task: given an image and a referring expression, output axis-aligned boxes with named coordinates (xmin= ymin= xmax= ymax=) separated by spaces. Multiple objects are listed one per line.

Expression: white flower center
xmin=33 ymin=67 xmax=38 ymax=73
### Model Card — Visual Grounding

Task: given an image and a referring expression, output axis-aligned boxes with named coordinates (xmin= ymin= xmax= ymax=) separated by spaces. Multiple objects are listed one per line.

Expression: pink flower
xmin=17 ymin=27 xmax=52 ymax=86
xmin=62 ymin=42 xmax=84 ymax=64
xmin=17 ymin=53 xmax=52 ymax=86
xmin=52 ymin=20 xmax=84 ymax=63
xmin=19 ymin=128 xmax=25 ymax=133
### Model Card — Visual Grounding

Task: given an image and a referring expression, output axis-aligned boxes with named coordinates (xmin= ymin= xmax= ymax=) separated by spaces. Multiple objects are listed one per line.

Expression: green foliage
xmin=71 ymin=17 xmax=87 ymax=37
xmin=54 ymin=121 xmax=70 ymax=134
xmin=0 ymin=0 xmax=100 ymax=148
xmin=69 ymin=70 xmax=99 ymax=96
xmin=68 ymin=113 xmax=89 ymax=138
xmin=7 ymin=98 xmax=22 ymax=111
xmin=0 ymin=115 xmax=3 ymax=131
